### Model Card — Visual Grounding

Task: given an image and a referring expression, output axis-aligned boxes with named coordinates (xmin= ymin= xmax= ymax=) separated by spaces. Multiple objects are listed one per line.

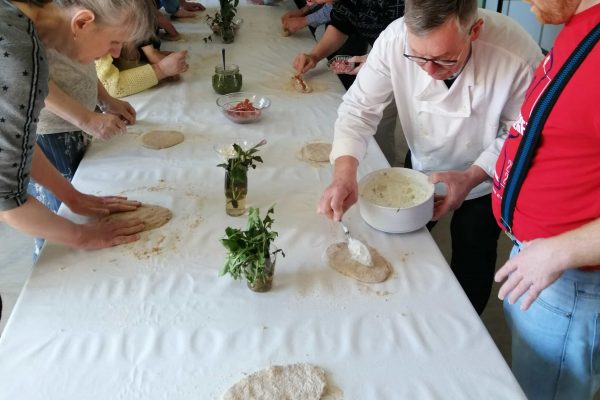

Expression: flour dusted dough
xmin=291 ymin=75 xmax=313 ymax=93
xmin=300 ymin=142 xmax=332 ymax=163
xmin=141 ymin=130 xmax=184 ymax=149
xmin=326 ymin=242 xmax=392 ymax=283
xmin=223 ymin=363 xmax=327 ymax=400
xmin=101 ymin=204 xmax=172 ymax=232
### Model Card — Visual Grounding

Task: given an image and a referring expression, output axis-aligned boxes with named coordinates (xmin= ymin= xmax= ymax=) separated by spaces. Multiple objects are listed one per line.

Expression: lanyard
xmin=500 ymin=23 xmax=600 ymax=241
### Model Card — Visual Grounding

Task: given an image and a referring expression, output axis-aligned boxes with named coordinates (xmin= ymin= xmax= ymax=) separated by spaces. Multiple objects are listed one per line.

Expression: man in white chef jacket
xmin=318 ymin=0 xmax=543 ymax=314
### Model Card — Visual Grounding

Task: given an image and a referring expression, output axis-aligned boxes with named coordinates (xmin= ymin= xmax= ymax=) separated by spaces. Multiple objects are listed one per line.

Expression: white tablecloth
xmin=0 ymin=2 xmax=524 ymax=399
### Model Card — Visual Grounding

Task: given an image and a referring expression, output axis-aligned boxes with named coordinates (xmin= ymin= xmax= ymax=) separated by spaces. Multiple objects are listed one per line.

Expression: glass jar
xmin=221 ymin=25 xmax=235 ymax=44
xmin=247 ymin=253 xmax=276 ymax=293
xmin=224 ymin=165 xmax=248 ymax=217
xmin=212 ymin=64 xmax=242 ymax=95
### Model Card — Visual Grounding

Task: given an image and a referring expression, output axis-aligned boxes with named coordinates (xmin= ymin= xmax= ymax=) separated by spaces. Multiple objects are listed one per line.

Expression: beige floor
xmin=429 ymin=213 xmax=513 ymax=364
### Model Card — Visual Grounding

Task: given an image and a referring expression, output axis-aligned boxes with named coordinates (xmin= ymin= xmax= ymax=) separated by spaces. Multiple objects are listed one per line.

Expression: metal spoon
xmin=340 ymin=221 xmax=373 ymax=267
xmin=339 ymin=220 xmax=352 ymax=242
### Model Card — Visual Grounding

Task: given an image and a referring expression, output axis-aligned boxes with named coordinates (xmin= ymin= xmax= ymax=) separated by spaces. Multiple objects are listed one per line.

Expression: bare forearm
xmin=465 ymin=164 xmax=489 ymax=191
xmin=333 ymin=155 xmax=359 ymax=180
xmin=309 ymin=25 xmax=348 ymax=62
xmin=550 ymin=218 xmax=600 ymax=269
xmin=45 ymin=81 xmax=92 ymax=131
xmin=96 ymin=79 xmax=113 ymax=109
xmin=0 ymin=196 xmax=82 ymax=247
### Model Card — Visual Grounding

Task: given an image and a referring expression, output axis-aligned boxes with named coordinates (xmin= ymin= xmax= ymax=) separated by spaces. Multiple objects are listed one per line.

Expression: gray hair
xmin=54 ymin=0 xmax=156 ymax=43
xmin=404 ymin=0 xmax=478 ymax=37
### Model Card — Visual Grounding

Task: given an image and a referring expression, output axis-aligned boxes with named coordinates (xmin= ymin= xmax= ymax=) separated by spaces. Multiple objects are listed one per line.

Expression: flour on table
xmin=101 ymin=204 xmax=172 ymax=232
xmin=223 ymin=363 xmax=327 ymax=400
xmin=141 ymin=130 xmax=184 ymax=149
xmin=326 ymin=242 xmax=392 ymax=283
xmin=300 ymin=142 xmax=332 ymax=163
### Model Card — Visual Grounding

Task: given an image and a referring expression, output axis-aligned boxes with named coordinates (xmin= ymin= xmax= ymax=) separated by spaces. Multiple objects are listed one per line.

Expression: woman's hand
xmin=293 ymin=53 xmax=318 ymax=75
xmin=64 ymin=191 xmax=141 ymax=217
xmin=154 ymin=51 xmax=189 ymax=80
xmin=75 ymin=217 xmax=145 ymax=249
xmin=101 ymin=97 xmax=136 ymax=125
xmin=81 ymin=112 xmax=127 ymax=140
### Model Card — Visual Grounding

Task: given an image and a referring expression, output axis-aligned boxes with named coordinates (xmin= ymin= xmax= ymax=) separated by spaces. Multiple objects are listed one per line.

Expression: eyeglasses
xmin=403 ymin=34 xmax=471 ymax=68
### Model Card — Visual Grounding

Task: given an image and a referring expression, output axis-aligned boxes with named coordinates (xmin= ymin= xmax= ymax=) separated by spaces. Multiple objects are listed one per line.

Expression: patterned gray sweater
xmin=0 ymin=0 xmax=49 ymax=210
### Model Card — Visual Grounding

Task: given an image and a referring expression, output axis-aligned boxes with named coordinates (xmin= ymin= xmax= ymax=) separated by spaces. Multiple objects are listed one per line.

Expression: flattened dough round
xmin=300 ymin=142 xmax=332 ymax=163
xmin=223 ymin=363 xmax=326 ymax=400
xmin=141 ymin=130 xmax=184 ymax=149
xmin=326 ymin=242 xmax=392 ymax=283
xmin=291 ymin=76 xmax=313 ymax=93
xmin=101 ymin=204 xmax=172 ymax=232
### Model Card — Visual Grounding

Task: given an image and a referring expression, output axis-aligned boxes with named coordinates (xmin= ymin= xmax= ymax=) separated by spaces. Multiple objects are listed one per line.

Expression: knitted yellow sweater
xmin=95 ymin=54 xmax=158 ymax=98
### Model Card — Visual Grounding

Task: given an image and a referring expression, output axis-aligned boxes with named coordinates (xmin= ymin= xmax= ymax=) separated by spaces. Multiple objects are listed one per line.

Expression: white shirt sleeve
xmin=330 ymin=32 xmax=396 ymax=163
xmin=473 ymin=52 xmax=540 ymax=177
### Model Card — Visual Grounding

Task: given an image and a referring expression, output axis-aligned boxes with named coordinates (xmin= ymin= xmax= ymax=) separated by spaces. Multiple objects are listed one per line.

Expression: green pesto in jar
xmin=212 ymin=64 xmax=243 ymax=95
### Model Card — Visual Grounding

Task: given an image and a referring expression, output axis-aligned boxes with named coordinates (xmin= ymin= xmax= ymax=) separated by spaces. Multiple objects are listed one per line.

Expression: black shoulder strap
xmin=500 ymin=23 xmax=600 ymax=238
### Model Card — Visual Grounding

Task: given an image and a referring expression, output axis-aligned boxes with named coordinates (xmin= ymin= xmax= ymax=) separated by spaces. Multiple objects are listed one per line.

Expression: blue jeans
xmin=27 ymin=131 xmax=91 ymax=256
xmin=504 ymin=245 xmax=600 ymax=400
xmin=159 ymin=0 xmax=180 ymax=14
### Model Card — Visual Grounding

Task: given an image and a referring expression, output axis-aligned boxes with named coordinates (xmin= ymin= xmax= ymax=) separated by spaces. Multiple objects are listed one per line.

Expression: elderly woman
xmin=0 ymin=0 xmax=154 ymax=250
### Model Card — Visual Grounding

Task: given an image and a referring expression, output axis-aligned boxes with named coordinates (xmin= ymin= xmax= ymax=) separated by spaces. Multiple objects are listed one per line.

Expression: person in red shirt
xmin=491 ymin=1 xmax=600 ymax=398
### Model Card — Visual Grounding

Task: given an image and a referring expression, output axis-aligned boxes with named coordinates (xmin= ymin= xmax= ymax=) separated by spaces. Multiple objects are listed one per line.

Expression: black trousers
xmin=406 ymin=153 xmax=500 ymax=315
xmin=443 ymin=195 xmax=500 ymax=315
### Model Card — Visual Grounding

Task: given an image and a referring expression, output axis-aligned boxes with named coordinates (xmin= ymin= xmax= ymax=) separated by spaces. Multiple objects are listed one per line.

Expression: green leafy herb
xmin=217 ymin=141 xmax=264 ymax=207
xmin=206 ymin=0 xmax=239 ymax=33
xmin=221 ymin=207 xmax=284 ymax=285
xmin=219 ymin=0 xmax=239 ymax=28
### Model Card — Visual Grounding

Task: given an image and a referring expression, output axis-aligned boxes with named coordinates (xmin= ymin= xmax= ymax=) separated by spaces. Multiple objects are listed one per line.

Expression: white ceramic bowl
xmin=358 ymin=168 xmax=434 ymax=233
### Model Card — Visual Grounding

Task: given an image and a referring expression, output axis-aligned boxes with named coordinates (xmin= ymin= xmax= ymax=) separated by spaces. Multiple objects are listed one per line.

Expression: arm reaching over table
xmin=0 ymin=197 xmax=144 ymax=250
xmin=0 ymin=145 xmax=144 ymax=249
xmin=96 ymin=51 xmax=188 ymax=98
xmin=45 ymin=81 xmax=129 ymax=140
xmin=292 ymin=25 xmax=348 ymax=74
xmin=318 ymin=156 xmax=358 ymax=221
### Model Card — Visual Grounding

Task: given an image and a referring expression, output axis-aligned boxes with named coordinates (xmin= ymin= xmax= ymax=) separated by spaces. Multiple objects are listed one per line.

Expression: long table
xmin=0 ymin=2 xmax=525 ymax=399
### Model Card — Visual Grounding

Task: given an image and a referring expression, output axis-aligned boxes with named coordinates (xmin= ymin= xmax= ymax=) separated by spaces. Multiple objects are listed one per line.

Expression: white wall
xmin=480 ymin=0 xmax=563 ymax=51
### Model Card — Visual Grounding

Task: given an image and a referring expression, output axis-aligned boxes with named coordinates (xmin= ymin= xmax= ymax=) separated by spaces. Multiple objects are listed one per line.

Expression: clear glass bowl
xmin=327 ymin=55 xmax=356 ymax=74
xmin=216 ymin=92 xmax=271 ymax=124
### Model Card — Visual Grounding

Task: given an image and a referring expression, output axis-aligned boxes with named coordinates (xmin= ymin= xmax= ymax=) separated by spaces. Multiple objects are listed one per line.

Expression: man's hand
xmin=293 ymin=53 xmax=318 ymax=75
xmin=75 ymin=218 xmax=145 ymax=249
xmin=495 ymin=238 xmax=567 ymax=310
xmin=317 ymin=156 xmax=359 ymax=221
xmin=81 ymin=112 xmax=128 ymax=140
xmin=428 ymin=165 xmax=488 ymax=220
xmin=101 ymin=97 xmax=136 ymax=125
xmin=64 ymin=192 xmax=141 ymax=217
xmin=282 ymin=17 xmax=308 ymax=34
